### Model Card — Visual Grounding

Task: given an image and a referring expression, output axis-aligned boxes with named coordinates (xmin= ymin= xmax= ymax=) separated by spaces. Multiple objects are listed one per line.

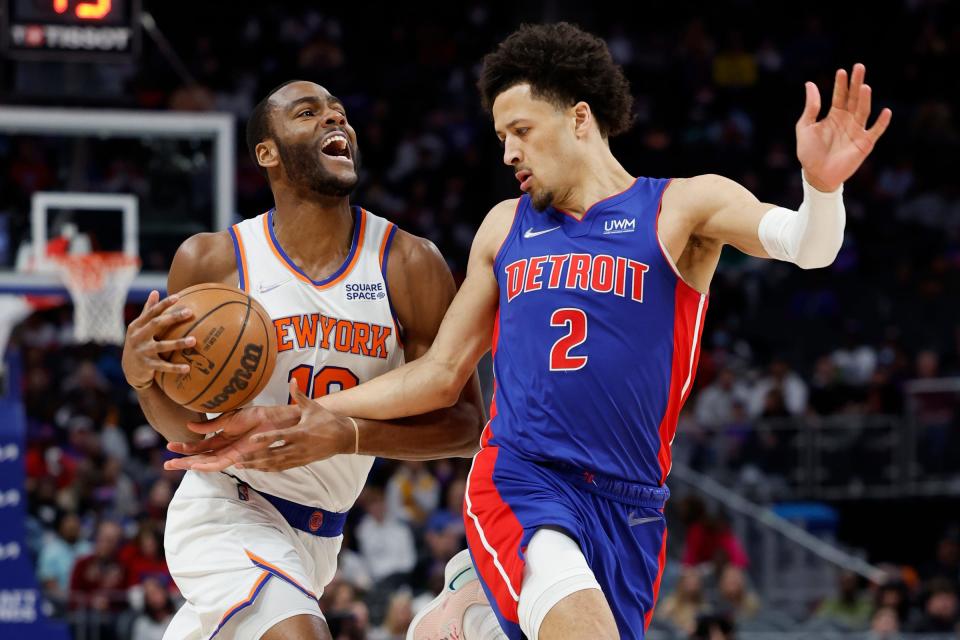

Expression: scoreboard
xmin=2 ymin=0 xmax=140 ymax=61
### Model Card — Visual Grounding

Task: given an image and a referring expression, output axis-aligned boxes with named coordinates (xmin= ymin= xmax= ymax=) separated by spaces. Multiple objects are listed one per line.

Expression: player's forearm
xmin=354 ymin=397 xmax=484 ymax=460
xmin=136 ymin=384 xmax=205 ymax=443
xmin=318 ymin=353 xmax=465 ymax=420
xmin=758 ymin=172 xmax=846 ymax=269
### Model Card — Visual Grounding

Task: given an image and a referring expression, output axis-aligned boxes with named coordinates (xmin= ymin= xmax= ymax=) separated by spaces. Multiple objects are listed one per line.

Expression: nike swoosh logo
xmin=447 ymin=567 xmax=473 ymax=591
xmin=258 ymin=278 xmax=292 ymax=294
xmin=628 ymin=512 xmax=662 ymax=527
xmin=524 ymin=226 xmax=561 ymax=239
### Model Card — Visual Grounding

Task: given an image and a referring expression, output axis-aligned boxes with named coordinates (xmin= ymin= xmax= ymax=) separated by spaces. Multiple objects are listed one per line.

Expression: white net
xmin=53 ymin=253 xmax=140 ymax=344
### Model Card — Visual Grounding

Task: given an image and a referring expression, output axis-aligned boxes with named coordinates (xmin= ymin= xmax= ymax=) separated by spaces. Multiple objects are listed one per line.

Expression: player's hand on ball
xmin=164 ymin=381 xmax=354 ymax=472
xmin=796 ymin=63 xmax=892 ymax=193
xmin=122 ymin=290 xmax=195 ymax=389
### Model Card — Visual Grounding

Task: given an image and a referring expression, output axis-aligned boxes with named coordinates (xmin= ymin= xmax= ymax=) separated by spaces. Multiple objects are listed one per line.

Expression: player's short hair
xmin=245 ymin=79 xmax=304 ymax=171
xmin=478 ymin=22 xmax=634 ymax=138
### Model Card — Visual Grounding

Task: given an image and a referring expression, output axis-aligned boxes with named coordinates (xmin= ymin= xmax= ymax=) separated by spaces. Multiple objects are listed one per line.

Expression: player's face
xmin=269 ymin=81 xmax=360 ymax=197
xmin=493 ymin=83 xmax=578 ymax=211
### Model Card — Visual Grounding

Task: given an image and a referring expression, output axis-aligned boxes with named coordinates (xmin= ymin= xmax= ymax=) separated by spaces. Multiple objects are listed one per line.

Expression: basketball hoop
xmin=51 ymin=252 xmax=140 ymax=344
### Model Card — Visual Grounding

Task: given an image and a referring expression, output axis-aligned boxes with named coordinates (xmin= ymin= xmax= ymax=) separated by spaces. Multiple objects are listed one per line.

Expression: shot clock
xmin=2 ymin=0 xmax=141 ymax=61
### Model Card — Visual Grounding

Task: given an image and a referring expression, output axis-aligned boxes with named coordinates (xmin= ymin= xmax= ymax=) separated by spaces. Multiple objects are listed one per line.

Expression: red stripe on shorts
xmin=463 ymin=445 xmax=525 ymax=623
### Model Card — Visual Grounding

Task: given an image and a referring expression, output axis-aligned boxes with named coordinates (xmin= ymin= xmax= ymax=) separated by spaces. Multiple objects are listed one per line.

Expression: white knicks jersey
xmin=223 ymin=206 xmax=404 ymax=510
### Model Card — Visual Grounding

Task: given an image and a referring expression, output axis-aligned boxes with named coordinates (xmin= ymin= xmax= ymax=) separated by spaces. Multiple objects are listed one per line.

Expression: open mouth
xmin=516 ymin=169 xmax=533 ymax=192
xmin=320 ymin=132 xmax=352 ymax=160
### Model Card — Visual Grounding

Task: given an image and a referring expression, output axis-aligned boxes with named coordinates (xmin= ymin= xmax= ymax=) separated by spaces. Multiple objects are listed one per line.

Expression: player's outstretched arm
xmin=163 ymin=199 xmax=517 ymax=471
xmin=316 ymin=209 xmax=508 ymax=420
xmin=122 ymin=232 xmax=237 ymax=443
xmin=671 ymin=63 xmax=892 ymax=268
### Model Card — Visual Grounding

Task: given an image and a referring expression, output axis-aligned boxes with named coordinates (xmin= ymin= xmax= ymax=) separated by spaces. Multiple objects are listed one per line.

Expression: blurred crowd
xmin=13 ymin=323 xmax=960 ymax=638
xmin=3 ymin=0 xmax=960 ymax=637
xmin=652 ymin=494 xmax=960 ymax=638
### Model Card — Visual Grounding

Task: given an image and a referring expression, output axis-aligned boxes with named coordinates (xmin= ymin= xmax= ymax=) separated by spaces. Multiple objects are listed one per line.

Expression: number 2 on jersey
xmin=549 ymin=308 xmax=588 ymax=371
xmin=287 ymin=365 xmax=359 ymax=403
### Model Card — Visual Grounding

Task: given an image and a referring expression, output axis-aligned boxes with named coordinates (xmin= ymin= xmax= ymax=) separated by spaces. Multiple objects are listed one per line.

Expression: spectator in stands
xmin=385 ymin=461 xmax=440 ymax=528
xmin=910 ymin=578 xmax=960 ymax=633
xmin=874 ymin=579 xmax=914 ymax=627
xmin=417 ymin=477 xmax=468 ymax=592
xmin=694 ymin=367 xmax=751 ymax=427
xmin=830 ymin=328 xmax=878 ymax=386
xmin=814 ymin=570 xmax=873 ymax=630
xmin=922 ymin=532 xmax=960 ymax=587
xmin=336 ymin=529 xmax=374 ymax=593
xmin=97 ymin=456 xmax=138 ymax=518
xmin=869 ymin=606 xmax=900 ymax=640
xmin=690 ymin=612 xmax=735 ymax=640
xmin=119 ymin=524 xmax=170 ymax=588
xmin=747 ymin=358 xmax=808 ymax=418
xmin=715 ymin=564 xmax=760 ymax=623
xmin=808 ymin=355 xmax=850 ymax=415
xmin=100 ymin=406 xmax=130 ymax=463
xmin=37 ymin=511 xmax=90 ymax=604
xmin=656 ymin=567 xmax=708 ymax=635
xmin=321 ymin=579 xmax=370 ymax=640
xmin=694 ymin=368 xmax=750 ymax=427
xmin=142 ymin=477 xmax=173 ymax=522
xmin=681 ymin=497 xmax=749 ymax=570
xmin=370 ymin=589 xmax=414 ymax=640
xmin=355 ymin=486 xmax=417 ymax=583
xmin=130 ymin=576 xmax=174 ymax=640
xmin=70 ymin=519 xmax=126 ymax=612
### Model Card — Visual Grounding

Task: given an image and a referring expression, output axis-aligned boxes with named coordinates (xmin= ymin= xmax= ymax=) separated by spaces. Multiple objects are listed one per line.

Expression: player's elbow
xmin=438 ymin=375 xmax=464 ymax=409
xmin=795 ymin=243 xmax=842 ymax=270
xmin=429 ymin=355 xmax=474 ymax=409
xmin=796 ymin=255 xmax=833 ymax=270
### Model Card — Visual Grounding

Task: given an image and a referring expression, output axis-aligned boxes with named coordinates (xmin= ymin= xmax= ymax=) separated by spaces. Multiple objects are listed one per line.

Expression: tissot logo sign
xmin=2 ymin=0 xmax=141 ymax=61
xmin=10 ymin=23 xmax=132 ymax=50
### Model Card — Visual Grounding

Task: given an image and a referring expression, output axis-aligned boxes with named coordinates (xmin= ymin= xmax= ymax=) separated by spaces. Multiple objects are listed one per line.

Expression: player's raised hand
xmin=163 ymin=401 xmax=301 ymax=471
xmin=122 ymin=290 xmax=195 ymax=390
xmin=796 ymin=63 xmax=892 ymax=193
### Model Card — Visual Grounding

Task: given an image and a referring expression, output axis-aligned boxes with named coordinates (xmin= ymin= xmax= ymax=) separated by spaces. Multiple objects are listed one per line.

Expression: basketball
xmin=155 ymin=283 xmax=276 ymax=413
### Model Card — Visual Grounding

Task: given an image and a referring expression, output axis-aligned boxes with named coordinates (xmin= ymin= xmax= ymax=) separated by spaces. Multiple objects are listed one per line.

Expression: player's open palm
xmin=164 ymin=401 xmax=301 ymax=471
xmin=225 ymin=382 xmax=358 ymax=471
xmin=164 ymin=381 xmax=354 ymax=472
xmin=796 ymin=63 xmax=892 ymax=193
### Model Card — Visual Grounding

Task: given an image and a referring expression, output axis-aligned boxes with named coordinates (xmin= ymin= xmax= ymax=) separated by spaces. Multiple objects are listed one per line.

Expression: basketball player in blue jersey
xmin=169 ymin=23 xmax=892 ymax=640
xmin=122 ymin=80 xmax=485 ymax=640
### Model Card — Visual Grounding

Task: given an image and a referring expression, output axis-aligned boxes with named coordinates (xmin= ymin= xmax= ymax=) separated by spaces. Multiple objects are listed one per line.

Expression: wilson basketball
xmin=156 ymin=283 xmax=276 ymax=413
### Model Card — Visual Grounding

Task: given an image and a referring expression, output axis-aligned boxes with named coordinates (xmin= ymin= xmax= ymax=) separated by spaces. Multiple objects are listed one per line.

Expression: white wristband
xmin=758 ymin=172 xmax=846 ymax=269
xmin=347 ymin=416 xmax=359 ymax=454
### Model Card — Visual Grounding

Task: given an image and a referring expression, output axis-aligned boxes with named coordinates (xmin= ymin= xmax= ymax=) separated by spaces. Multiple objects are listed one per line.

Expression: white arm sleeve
xmin=758 ymin=173 xmax=846 ymax=269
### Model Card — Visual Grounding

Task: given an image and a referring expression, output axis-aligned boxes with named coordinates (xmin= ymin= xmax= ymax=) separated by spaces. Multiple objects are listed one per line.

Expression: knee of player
xmin=518 ymin=529 xmax=613 ymax=639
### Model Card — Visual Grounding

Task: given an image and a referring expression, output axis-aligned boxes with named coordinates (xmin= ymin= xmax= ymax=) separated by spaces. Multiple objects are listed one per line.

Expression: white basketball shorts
xmin=163 ymin=470 xmax=342 ymax=639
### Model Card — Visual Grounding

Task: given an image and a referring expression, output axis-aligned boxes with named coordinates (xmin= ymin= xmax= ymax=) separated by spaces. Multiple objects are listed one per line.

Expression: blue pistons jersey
xmin=486 ymin=177 xmax=708 ymax=487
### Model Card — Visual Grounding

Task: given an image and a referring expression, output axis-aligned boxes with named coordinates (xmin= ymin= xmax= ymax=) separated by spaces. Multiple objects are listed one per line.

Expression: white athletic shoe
xmin=406 ymin=549 xmax=489 ymax=640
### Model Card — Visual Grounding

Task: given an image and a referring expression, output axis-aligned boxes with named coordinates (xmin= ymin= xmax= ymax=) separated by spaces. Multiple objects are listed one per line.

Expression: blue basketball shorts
xmin=463 ymin=445 xmax=670 ymax=639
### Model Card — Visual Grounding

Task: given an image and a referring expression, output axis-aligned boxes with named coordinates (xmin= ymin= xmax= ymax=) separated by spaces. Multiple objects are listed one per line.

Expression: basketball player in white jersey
xmin=121 ymin=80 xmax=485 ymax=640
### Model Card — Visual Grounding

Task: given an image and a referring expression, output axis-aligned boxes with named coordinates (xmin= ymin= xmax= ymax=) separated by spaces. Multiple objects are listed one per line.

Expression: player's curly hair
xmin=478 ymin=22 xmax=634 ymax=138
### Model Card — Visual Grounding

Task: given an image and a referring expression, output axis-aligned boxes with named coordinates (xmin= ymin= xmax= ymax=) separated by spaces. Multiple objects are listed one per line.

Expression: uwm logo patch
xmin=604 ymin=218 xmax=636 ymax=234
